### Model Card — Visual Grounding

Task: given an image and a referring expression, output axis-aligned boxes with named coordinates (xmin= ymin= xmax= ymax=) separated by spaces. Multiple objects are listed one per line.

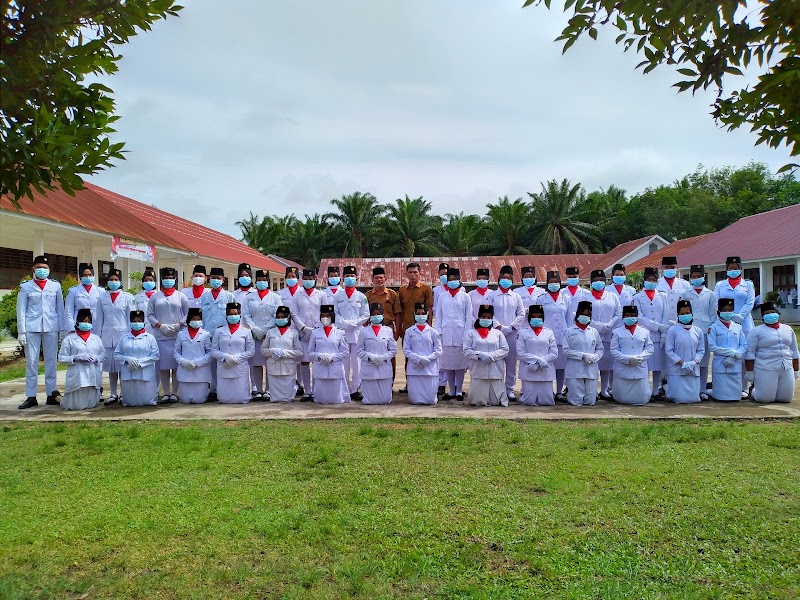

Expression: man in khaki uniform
xmin=366 ymin=266 xmax=402 ymax=379
xmin=397 ymin=262 xmax=433 ymax=392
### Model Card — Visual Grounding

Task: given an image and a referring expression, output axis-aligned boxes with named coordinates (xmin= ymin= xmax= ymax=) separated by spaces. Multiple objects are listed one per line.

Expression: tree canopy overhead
xmin=1 ymin=0 xmax=182 ymax=208
xmin=525 ymin=0 xmax=799 ymax=170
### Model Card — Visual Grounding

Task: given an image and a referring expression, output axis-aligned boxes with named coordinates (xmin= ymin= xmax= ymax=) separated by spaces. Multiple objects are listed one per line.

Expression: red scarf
xmin=664 ymin=277 xmax=675 ymax=289
xmin=767 ymin=322 xmax=780 ymax=329
xmin=416 ymin=324 xmax=426 ymax=332
xmin=278 ymin=326 xmax=290 ymax=335
xmin=110 ymin=291 xmax=120 ymax=303
xmin=477 ymin=327 xmax=490 ymax=339
xmin=34 ymin=279 xmax=47 ymax=290
xmin=345 ymin=287 xmax=355 ymax=298
xmin=83 ymin=284 xmax=93 ymax=292
xmin=131 ymin=328 xmax=145 ymax=336
xmin=567 ymin=285 xmax=579 ymax=296
xmin=532 ymin=326 xmax=543 ymax=336
xmin=722 ymin=321 xmax=730 ymax=328
xmin=211 ymin=287 xmax=222 ymax=300
xmin=258 ymin=289 xmax=269 ymax=299
xmin=288 ymin=284 xmax=299 ymax=296
xmin=645 ymin=289 xmax=655 ymax=301
xmin=328 ymin=286 xmax=338 ymax=295
xmin=228 ymin=324 xmax=240 ymax=334
xmin=448 ymin=287 xmax=460 ymax=297
xmin=527 ymin=287 xmax=535 ymax=294
xmin=323 ymin=326 xmax=333 ymax=337
xmin=305 ymin=286 xmax=315 ymax=296
xmin=548 ymin=291 xmax=560 ymax=302
xmin=192 ymin=285 xmax=204 ymax=298
xmin=161 ymin=287 xmax=175 ymax=297
xmin=145 ymin=290 xmax=155 ymax=299
xmin=591 ymin=289 xmax=604 ymax=300
xmin=728 ymin=276 xmax=742 ymax=288
xmin=625 ymin=324 xmax=637 ymax=334
xmin=476 ymin=287 xmax=488 ymax=296
xmin=615 ymin=284 xmax=623 ymax=294
xmin=76 ymin=330 xmax=91 ymax=342
xmin=499 ymin=287 xmax=510 ymax=294
xmin=576 ymin=323 xmax=589 ymax=331
xmin=188 ymin=327 xmax=199 ymax=339
xmin=239 ymin=287 xmax=251 ymax=294
xmin=372 ymin=325 xmax=382 ymax=336
xmin=694 ymin=288 xmax=703 ymax=294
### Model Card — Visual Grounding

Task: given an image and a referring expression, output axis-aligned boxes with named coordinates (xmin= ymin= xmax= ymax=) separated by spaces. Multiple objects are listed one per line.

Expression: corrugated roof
xmin=589 ymin=235 xmax=661 ymax=273
xmin=678 ymin=204 xmax=800 ymax=266
xmin=625 ymin=234 xmax=712 ymax=272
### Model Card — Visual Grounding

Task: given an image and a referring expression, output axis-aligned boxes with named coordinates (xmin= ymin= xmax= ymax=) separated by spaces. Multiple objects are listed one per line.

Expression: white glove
xmin=732 ymin=314 xmax=743 ymax=324
xmin=251 ymin=327 xmax=265 ymax=340
xmin=261 ymin=347 xmax=273 ymax=359
xmin=733 ymin=352 xmax=742 ymax=360
xmin=500 ymin=326 xmax=511 ymax=335
xmin=626 ymin=356 xmax=638 ymax=366
xmin=416 ymin=357 xmax=430 ymax=367
xmin=660 ymin=337 xmax=666 ymax=348
xmin=159 ymin=324 xmax=173 ymax=335
xmin=722 ymin=356 xmax=735 ymax=367
xmin=526 ymin=361 xmax=539 ymax=371
xmin=17 ymin=334 xmax=26 ymax=347
xmin=73 ymin=353 xmax=89 ymax=363
xmin=179 ymin=358 xmax=192 ymax=369
xmin=271 ymin=348 xmax=285 ymax=359
xmin=222 ymin=356 xmax=235 ymax=367
xmin=371 ymin=355 xmax=384 ymax=365
xmin=659 ymin=324 xmax=670 ymax=333
xmin=745 ymin=370 xmax=754 ymax=383
xmin=682 ymin=361 xmax=696 ymax=373
xmin=794 ymin=371 xmax=799 ymax=381
xmin=126 ymin=358 xmax=139 ymax=372
xmin=582 ymin=353 xmax=594 ymax=364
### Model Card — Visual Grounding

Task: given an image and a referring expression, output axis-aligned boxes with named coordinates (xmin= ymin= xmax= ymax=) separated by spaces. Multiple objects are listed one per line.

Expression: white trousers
xmin=503 ymin=330 xmax=518 ymax=392
xmin=343 ymin=342 xmax=360 ymax=393
xmin=25 ymin=331 xmax=59 ymax=397
xmin=752 ymin=368 xmax=794 ymax=403
xmin=565 ymin=377 xmax=597 ymax=406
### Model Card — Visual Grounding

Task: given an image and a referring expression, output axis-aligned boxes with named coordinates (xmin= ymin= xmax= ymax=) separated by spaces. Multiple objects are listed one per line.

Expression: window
xmin=0 ymin=247 xmax=77 ymax=289
xmin=648 ymin=243 xmax=658 ymax=253
xmin=772 ymin=265 xmax=796 ymax=290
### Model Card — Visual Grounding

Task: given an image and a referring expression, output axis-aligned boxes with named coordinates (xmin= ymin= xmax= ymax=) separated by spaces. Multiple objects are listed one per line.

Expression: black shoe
xmin=442 ymin=394 xmax=454 ymax=401
xmin=598 ymin=393 xmax=614 ymax=401
xmin=46 ymin=390 xmax=61 ymax=405
xmin=104 ymin=395 xmax=119 ymax=406
xmin=399 ymin=387 xmax=408 ymax=393
xmin=19 ymin=397 xmax=38 ymax=409
xmin=300 ymin=394 xmax=313 ymax=402
xmin=207 ymin=392 xmax=217 ymax=402
xmin=437 ymin=386 xmax=446 ymax=395
xmin=350 ymin=391 xmax=363 ymax=401
xmin=296 ymin=385 xmax=305 ymax=397
xmin=455 ymin=394 xmax=464 ymax=401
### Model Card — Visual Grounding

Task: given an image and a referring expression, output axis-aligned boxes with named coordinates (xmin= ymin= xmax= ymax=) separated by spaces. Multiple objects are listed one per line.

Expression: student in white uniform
xmin=322 ymin=265 xmax=342 ymax=305
xmin=432 ymin=261 xmax=450 ymax=395
xmin=540 ymin=270 xmax=570 ymax=401
xmin=516 ymin=304 xmax=558 ymax=406
xmin=201 ymin=267 xmax=235 ymax=401
xmin=463 ymin=304 xmax=509 ymax=407
xmin=243 ymin=269 xmax=281 ymax=400
xmin=707 ymin=298 xmax=747 ymax=401
xmin=561 ymin=266 xmax=590 ymax=322
xmin=334 ymin=265 xmax=369 ymax=400
xmin=587 ymin=269 xmax=622 ymax=400
xmin=745 ymin=302 xmax=799 ymax=403
xmin=665 ymin=300 xmax=705 ymax=404
xmin=147 ymin=267 xmax=188 ymax=403
xmin=279 ymin=266 xmax=304 ymax=395
xmin=356 ymin=303 xmax=398 ymax=404
xmin=234 ymin=262 xmax=254 ymax=305
xmin=434 ymin=267 xmax=472 ymax=401
xmin=714 ymin=256 xmax=756 ymax=396
xmin=468 ymin=267 xmax=493 ymax=319
xmin=681 ymin=264 xmax=717 ymax=399
xmin=182 ymin=264 xmax=207 ymax=310
xmin=607 ymin=263 xmax=636 ymax=307
xmin=261 ymin=306 xmax=303 ymax=402
xmin=134 ymin=267 xmax=157 ymax=315
xmin=308 ymin=305 xmax=350 ymax=404
xmin=94 ymin=268 xmax=134 ymax=405
xmin=657 ymin=256 xmax=691 ymax=323
xmin=16 ymin=255 xmax=65 ymax=409
xmin=292 ymin=268 xmax=325 ymax=400
xmin=514 ymin=265 xmax=544 ymax=311
xmin=58 ymin=308 xmax=105 ymax=410
xmin=403 ymin=302 xmax=443 ymax=405
xmin=609 ymin=305 xmax=654 ymax=405
xmin=65 ymin=262 xmax=104 ymax=332
xmin=211 ymin=302 xmax=255 ymax=403
xmin=563 ymin=300 xmax=603 ymax=406
xmin=173 ymin=307 xmax=213 ymax=404
xmin=633 ymin=267 xmax=670 ymax=400
xmin=490 ymin=265 xmax=525 ymax=400
xmin=114 ymin=310 xmax=160 ymax=406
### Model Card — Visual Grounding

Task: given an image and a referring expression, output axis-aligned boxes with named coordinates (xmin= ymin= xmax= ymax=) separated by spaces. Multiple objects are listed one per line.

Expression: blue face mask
xmin=275 ymin=318 xmax=289 ymax=327
xmin=344 ymin=276 xmax=357 ymax=287
xmin=209 ymin=279 xmax=223 ymax=289
xmin=440 ymin=275 xmax=448 ymax=285
xmin=577 ymin=315 xmax=591 ymax=325
xmin=690 ymin=277 xmax=705 ymax=287
xmin=81 ymin=276 xmax=94 ymax=286
xmin=107 ymin=281 xmax=121 ymax=291
xmin=591 ymin=281 xmax=606 ymax=291
xmin=623 ymin=317 xmax=638 ymax=326
xmin=567 ymin=277 xmax=579 ymax=287
xmin=161 ymin=279 xmax=175 ymax=289
xmin=226 ymin=314 xmax=241 ymax=324
xmin=302 ymin=280 xmax=316 ymax=289
xmin=478 ymin=319 xmax=493 ymax=328
xmin=476 ymin=279 xmax=489 ymax=289
xmin=446 ymin=280 xmax=460 ymax=290
xmin=663 ymin=269 xmax=677 ymax=279
xmin=142 ymin=281 xmax=156 ymax=291
xmin=548 ymin=283 xmax=561 ymax=293
xmin=34 ymin=268 xmax=50 ymax=279
xmin=612 ymin=275 xmax=626 ymax=285
xmin=130 ymin=322 xmax=145 ymax=331
xmin=415 ymin=314 xmax=428 ymax=324
xmin=678 ymin=314 xmax=693 ymax=324
xmin=77 ymin=322 xmax=93 ymax=331
xmin=238 ymin=276 xmax=251 ymax=287
xmin=370 ymin=315 xmax=384 ymax=324
xmin=285 ymin=278 xmax=298 ymax=287
xmin=719 ymin=311 xmax=735 ymax=322
xmin=522 ymin=277 xmax=535 ymax=287
xmin=529 ymin=317 xmax=544 ymax=327
xmin=762 ymin=313 xmax=779 ymax=325
xmin=643 ymin=281 xmax=658 ymax=291
xmin=255 ymin=281 xmax=269 ymax=291
xmin=727 ymin=269 xmax=742 ymax=279
xmin=189 ymin=320 xmax=203 ymax=329
xmin=328 ymin=277 xmax=340 ymax=286
xmin=499 ymin=279 xmax=513 ymax=289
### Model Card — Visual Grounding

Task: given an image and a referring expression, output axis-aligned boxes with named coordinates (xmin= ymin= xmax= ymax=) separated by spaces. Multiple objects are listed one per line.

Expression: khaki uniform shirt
xmin=398 ymin=282 xmax=434 ymax=333
xmin=365 ymin=287 xmax=401 ymax=329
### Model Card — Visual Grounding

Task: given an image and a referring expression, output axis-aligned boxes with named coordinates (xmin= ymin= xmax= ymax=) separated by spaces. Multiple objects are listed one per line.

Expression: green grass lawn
xmin=1 ymin=419 xmax=798 ymax=599
xmin=0 ymin=359 xmax=67 ymax=383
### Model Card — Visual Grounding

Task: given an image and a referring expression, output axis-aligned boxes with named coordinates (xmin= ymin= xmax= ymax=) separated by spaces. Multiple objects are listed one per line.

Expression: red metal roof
xmin=678 ymin=204 xmax=800 ymax=266
xmin=625 ymin=234 xmax=712 ymax=272
xmin=589 ymin=235 xmax=660 ymax=273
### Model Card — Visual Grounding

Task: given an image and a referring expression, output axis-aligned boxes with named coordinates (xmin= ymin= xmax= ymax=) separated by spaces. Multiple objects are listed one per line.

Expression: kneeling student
xmin=174 ymin=308 xmax=213 ymax=404
xmin=58 ymin=308 xmax=106 ymax=410
xmin=211 ymin=302 xmax=255 ymax=404
xmin=707 ymin=298 xmax=747 ymax=401
xmin=356 ymin=303 xmax=398 ymax=404
xmin=463 ymin=304 xmax=509 ymax=407
xmin=609 ymin=305 xmax=654 ymax=405
xmin=563 ymin=301 xmax=603 ymax=406
xmin=403 ymin=303 xmax=442 ymax=405
xmin=114 ymin=311 xmax=160 ymax=406
xmin=745 ymin=302 xmax=799 ymax=403
xmin=308 ymin=305 xmax=350 ymax=404
xmin=261 ymin=306 xmax=303 ymax=402
xmin=665 ymin=300 xmax=705 ymax=404
xmin=516 ymin=304 xmax=558 ymax=406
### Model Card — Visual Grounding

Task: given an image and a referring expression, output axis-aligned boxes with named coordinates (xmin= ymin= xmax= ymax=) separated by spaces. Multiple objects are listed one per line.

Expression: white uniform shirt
xmin=562 ymin=286 xmax=591 ymax=322
xmin=665 ymin=324 xmax=705 ymax=376
xmin=468 ymin=288 xmax=493 ymax=319
xmin=632 ymin=290 xmax=669 ymax=343
xmin=321 ymin=286 xmax=341 ymax=306
xmin=745 ymin=323 xmax=799 ymax=371
xmin=587 ymin=289 xmax=622 ymax=342
xmin=146 ymin=290 xmax=189 ymax=340
xmin=200 ymin=289 xmax=236 ymax=334
xmin=291 ymin=288 xmax=325 ymax=334
xmin=433 ymin=288 xmax=472 ymax=347
xmin=234 ymin=287 xmax=253 ymax=305
xmin=516 ymin=326 xmax=558 ymax=381
xmin=17 ymin=278 xmax=65 ymax=334
xmin=707 ymin=320 xmax=747 ymax=374
xmin=211 ymin=325 xmax=255 ymax=379
xmin=607 ymin=283 xmax=636 ymax=307
xmin=58 ymin=332 xmax=105 ymax=392
xmin=563 ymin=325 xmax=603 ymax=379
xmin=242 ymin=289 xmax=282 ymax=340
xmin=262 ymin=327 xmax=304 ymax=376
xmin=538 ymin=291 xmax=571 ymax=346
xmin=681 ymin=286 xmax=717 ymax=331
xmin=610 ymin=325 xmax=654 ymax=379
xmin=657 ymin=277 xmax=692 ymax=323
xmin=402 ymin=324 xmax=442 ymax=377
xmin=489 ymin=288 xmax=525 ymax=333
xmin=463 ymin=328 xmax=509 ymax=380
xmin=173 ymin=328 xmax=213 ymax=383
xmin=514 ymin=285 xmax=545 ymax=311
xmin=356 ymin=325 xmax=398 ymax=380
xmin=94 ymin=291 xmax=135 ymax=348
xmin=714 ymin=278 xmax=756 ymax=333
xmin=308 ymin=326 xmax=349 ymax=378
xmin=182 ymin=286 xmax=207 ymax=310
xmin=134 ymin=290 xmax=155 ymax=313
xmin=65 ymin=284 xmax=104 ymax=332
xmin=333 ymin=288 xmax=370 ymax=344
xmin=114 ymin=332 xmax=160 ymax=381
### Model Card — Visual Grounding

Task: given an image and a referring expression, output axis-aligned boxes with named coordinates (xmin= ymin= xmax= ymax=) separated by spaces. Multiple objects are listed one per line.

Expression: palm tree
xmin=438 ymin=212 xmax=485 ymax=256
xmin=284 ymin=214 xmax=336 ymax=268
xmin=377 ymin=195 xmax=442 ymax=257
xmin=528 ymin=179 xmax=600 ymax=254
xmin=235 ymin=212 xmax=297 ymax=256
xmin=327 ymin=192 xmax=385 ymax=258
xmin=478 ymin=196 xmax=533 ymax=255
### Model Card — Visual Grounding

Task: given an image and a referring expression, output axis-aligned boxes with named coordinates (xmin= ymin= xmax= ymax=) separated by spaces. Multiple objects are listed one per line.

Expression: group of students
xmin=14 ymin=254 xmax=799 ymax=410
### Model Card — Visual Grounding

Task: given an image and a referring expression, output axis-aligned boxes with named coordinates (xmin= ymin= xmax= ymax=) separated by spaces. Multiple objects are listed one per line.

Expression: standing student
xmin=681 ymin=264 xmax=717 ymax=399
xmin=633 ymin=267 xmax=670 ymax=400
xmin=114 ymin=310 xmax=160 ymax=406
xmin=514 ymin=266 xmax=544 ymax=311
xmin=657 ymin=256 xmax=691 ymax=323
xmin=93 ymin=268 xmax=134 ymax=405
xmin=432 ymin=261 xmax=450 ymax=395
xmin=707 ymin=298 xmax=747 ymax=402
xmin=434 ymin=267 xmax=472 ymax=400
xmin=562 ymin=266 xmax=590 ymax=322
xmin=201 ymin=267 xmax=235 ymax=402
xmin=745 ymin=302 xmax=799 ymax=403
xmin=365 ymin=266 xmax=402 ymax=380
xmin=146 ymin=267 xmax=188 ymax=403
xmin=234 ymin=262 xmax=253 ymax=305
xmin=563 ymin=301 xmax=603 ymax=406
xmin=279 ymin=266 xmax=305 ymax=395
xmin=397 ymin=262 xmax=433 ymax=393
xmin=173 ymin=308 xmax=213 ymax=404
xmin=261 ymin=306 xmax=303 ymax=402
xmin=134 ymin=267 xmax=157 ymax=315
xmin=334 ymin=265 xmax=369 ymax=400
xmin=665 ymin=300 xmax=705 ymax=404
xmin=516 ymin=304 xmax=558 ymax=406
xmin=58 ymin=308 xmax=105 ymax=410
xmin=211 ymin=302 xmax=255 ymax=403
xmin=16 ymin=255 xmax=65 ymax=409
xmin=490 ymin=265 xmax=525 ymax=400
xmin=609 ymin=305 xmax=654 ymax=406
xmin=587 ymin=269 xmax=622 ymax=400
xmin=65 ymin=262 xmax=104 ymax=332
xmin=607 ymin=264 xmax=636 ymax=307
xmin=183 ymin=264 xmax=207 ymax=309
xmin=539 ymin=270 xmax=570 ymax=401
xmin=242 ymin=269 xmax=281 ymax=400
xmin=308 ymin=304 xmax=350 ymax=404
xmin=322 ymin=265 xmax=341 ymax=305
xmin=356 ymin=303 xmax=398 ymax=404
xmin=292 ymin=268 xmax=325 ymax=400
xmin=464 ymin=304 xmax=510 ymax=407
xmin=403 ymin=302 xmax=442 ymax=405
xmin=469 ymin=267 xmax=493 ymax=318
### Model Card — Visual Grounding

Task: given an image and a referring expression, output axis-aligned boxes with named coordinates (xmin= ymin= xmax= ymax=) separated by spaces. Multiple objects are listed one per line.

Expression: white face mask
xmin=192 ymin=276 xmax=206 ymax=286
xmin=320 ymin=317 xmax=332 ymax=327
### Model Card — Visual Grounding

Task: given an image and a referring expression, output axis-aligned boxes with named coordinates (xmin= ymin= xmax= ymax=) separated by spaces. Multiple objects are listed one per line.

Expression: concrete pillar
xmin=121 ymin=257 xmax=130 ymax=290
xmin=758 ymin=261 xmax=767 ymax=300
xmin=177 ymin=256 xmax=184 ymax=288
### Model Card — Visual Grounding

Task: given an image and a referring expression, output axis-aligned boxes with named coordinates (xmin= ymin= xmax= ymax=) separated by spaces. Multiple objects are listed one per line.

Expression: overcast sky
xmin=88 ymin=0 xmax=791 ymax=238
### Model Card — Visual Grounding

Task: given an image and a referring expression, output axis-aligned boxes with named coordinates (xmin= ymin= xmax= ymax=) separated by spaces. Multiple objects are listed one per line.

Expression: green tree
xmin=438 ymin=213 xmax=485 ymax=256
xmin=1 ymin=1 xmax=182 ymax=207
xmin=327 ymin=192 xmax=385 ymax=258
xmin=284 ymin=214 xmax=337 ymax=269
xmin=528 ymin=179 xmax=600 ymax=254
xmin=377 ymin=195 xmax=442 ymax=257
xmin=583 ymin=184 xmax=630 ymax=251
xmin=479 ymin=196 xmax=534 ymax=255
xmin=525 ymin=0 xmax=799 ymax=170
xmin=235 ymin=212 xmax=297 ymax=256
